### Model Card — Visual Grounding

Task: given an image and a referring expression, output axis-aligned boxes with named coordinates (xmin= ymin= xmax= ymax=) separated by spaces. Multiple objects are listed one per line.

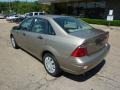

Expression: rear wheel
xmin=10 ymin=36 xmax=19 ymax=49
xmin=43 ymin=53 xmax=62 ymax=77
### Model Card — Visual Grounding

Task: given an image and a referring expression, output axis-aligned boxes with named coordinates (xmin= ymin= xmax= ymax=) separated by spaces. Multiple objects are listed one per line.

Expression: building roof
xmin=39 ymin=0 xmax=84 ymax=3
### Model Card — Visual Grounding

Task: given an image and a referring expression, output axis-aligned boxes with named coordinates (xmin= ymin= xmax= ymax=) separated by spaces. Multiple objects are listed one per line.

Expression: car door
xmin=22 ymin=18 xmax=49 ymax=59
xmin=16 ymin=18 xmax=34 ymax=49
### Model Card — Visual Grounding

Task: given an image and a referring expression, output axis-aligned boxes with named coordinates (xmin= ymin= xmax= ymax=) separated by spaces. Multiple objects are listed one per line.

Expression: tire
xmin=10 ymin=36 xmax=19 ymax=49
xmin=43 ymin=53 xmax=62 ymax=77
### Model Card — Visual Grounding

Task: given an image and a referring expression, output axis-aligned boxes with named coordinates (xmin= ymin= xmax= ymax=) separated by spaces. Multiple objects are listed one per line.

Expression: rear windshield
xmin=54 ymin=17 xmax=93 ymax=33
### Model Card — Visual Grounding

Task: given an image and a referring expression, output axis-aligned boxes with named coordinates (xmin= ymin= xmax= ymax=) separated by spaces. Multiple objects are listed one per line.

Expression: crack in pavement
xmin=18 ymin=73 xmax=59 ymax=90
xmin=96 ymin=74 xmax=120 ymax=89
xmin=34 ymin=73 xmax=59 ymax=90
xmin=96 ymin=74 xmax=120 ymax=83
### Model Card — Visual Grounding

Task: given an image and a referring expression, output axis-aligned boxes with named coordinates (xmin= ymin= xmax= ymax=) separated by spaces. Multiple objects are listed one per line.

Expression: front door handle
xmin=38 ymin=36 xmax=43 ymax=39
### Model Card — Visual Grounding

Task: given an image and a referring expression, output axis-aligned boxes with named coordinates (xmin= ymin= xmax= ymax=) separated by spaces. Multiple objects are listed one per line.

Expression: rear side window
xmin=31 ymin=18 xmax=55 ymax=35
xmin=31 ymin=19 xmax=46 ymax=34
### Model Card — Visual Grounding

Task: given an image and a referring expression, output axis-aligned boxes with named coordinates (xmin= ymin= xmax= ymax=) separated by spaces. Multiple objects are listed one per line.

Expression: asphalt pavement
xmin=0 ymin=19 xmax=120 ymax=90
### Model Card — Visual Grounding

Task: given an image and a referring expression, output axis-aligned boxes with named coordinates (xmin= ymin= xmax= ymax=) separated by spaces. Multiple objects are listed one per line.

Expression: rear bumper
xmin=61 ymin=43 xmax=110 ymax=75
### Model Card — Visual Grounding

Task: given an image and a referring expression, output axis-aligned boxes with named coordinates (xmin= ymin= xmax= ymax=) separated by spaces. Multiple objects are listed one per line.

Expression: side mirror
xmin=12 ymin=26 xmax=20 ymax=30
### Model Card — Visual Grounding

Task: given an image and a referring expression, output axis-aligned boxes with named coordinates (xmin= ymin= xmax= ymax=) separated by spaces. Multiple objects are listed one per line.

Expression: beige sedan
xmin=10 ymin=15 xmax=110 ymax=77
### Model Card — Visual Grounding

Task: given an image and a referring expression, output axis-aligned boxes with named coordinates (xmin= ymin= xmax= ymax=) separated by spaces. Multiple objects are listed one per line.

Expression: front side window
xmin=20 ymin=18 xmax=33 ymax=31
xmin=54 ymin=17 xmax=93 ymax=33
xmin=31 ymin=19 xmax=46 ymax=34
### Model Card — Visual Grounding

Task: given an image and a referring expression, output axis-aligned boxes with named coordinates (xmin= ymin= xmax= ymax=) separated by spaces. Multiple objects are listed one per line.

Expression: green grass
xmin=79 ymin=18 xmax=120 ymax=26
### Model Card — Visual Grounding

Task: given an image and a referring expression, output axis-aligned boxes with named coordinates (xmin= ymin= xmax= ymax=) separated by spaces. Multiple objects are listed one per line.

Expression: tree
xmin=0 ymin=1 xmax=52 ymax=15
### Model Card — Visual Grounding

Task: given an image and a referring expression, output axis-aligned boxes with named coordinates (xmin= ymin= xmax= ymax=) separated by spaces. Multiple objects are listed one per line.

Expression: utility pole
xmin=9 ymin=0 xmax=11 ymax=13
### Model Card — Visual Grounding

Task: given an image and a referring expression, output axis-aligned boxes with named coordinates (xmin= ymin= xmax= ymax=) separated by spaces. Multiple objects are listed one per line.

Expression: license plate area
xmin=95 ymin=32 xmax=109 ymax=45
xmin=96 ymin=37 xmax=105 ymax=45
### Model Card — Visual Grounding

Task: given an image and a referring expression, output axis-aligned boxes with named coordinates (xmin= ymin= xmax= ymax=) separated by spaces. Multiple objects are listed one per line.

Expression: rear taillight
xmin=71 ymin=43 xmax=87 ymax=57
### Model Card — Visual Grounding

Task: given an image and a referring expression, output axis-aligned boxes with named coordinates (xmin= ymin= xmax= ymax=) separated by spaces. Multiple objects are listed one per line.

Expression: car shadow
xmin=62 ymin=60 xmax=106 ymax=82
xmin=19 ymin=48 xmax=105 ymax=82
xmin=20 ymin=48 xmax=43 ymax=63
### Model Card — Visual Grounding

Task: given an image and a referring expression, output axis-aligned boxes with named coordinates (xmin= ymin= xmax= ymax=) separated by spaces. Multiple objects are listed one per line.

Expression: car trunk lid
xmin=70 ymin=28 xmax=109 ymax=55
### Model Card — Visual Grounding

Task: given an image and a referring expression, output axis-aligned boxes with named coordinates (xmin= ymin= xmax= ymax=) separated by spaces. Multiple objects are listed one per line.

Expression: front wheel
xmin=43 ymin=53 xmax=62 ymax=77
xmin=10 ymin=36 xmax=19 ymax=49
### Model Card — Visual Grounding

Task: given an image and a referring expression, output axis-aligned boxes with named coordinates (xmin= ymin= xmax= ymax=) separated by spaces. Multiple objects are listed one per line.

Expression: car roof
xmin=33 ymin=15 xmax=71 ymax=19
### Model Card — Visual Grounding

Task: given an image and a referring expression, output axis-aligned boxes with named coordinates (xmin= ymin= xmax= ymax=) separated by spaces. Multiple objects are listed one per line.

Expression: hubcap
xmin=11 ymin=37 xmax=15 ymax=48
xmin=44 ymin=56 xmax=55 ymax=73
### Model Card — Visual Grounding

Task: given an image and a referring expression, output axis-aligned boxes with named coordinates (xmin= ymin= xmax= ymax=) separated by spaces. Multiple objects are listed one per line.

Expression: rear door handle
xmin=38 ymin=36 xmax=43 ymax=39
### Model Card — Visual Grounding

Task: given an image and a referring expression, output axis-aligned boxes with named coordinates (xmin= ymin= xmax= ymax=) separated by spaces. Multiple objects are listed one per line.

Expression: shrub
xmin=80 ymin=18 xmax=120 ymax=26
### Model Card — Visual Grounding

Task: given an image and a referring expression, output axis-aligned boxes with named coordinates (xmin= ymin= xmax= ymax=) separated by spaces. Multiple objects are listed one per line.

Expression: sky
xmin=0 ymin=0 xmax=38 ymax=2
